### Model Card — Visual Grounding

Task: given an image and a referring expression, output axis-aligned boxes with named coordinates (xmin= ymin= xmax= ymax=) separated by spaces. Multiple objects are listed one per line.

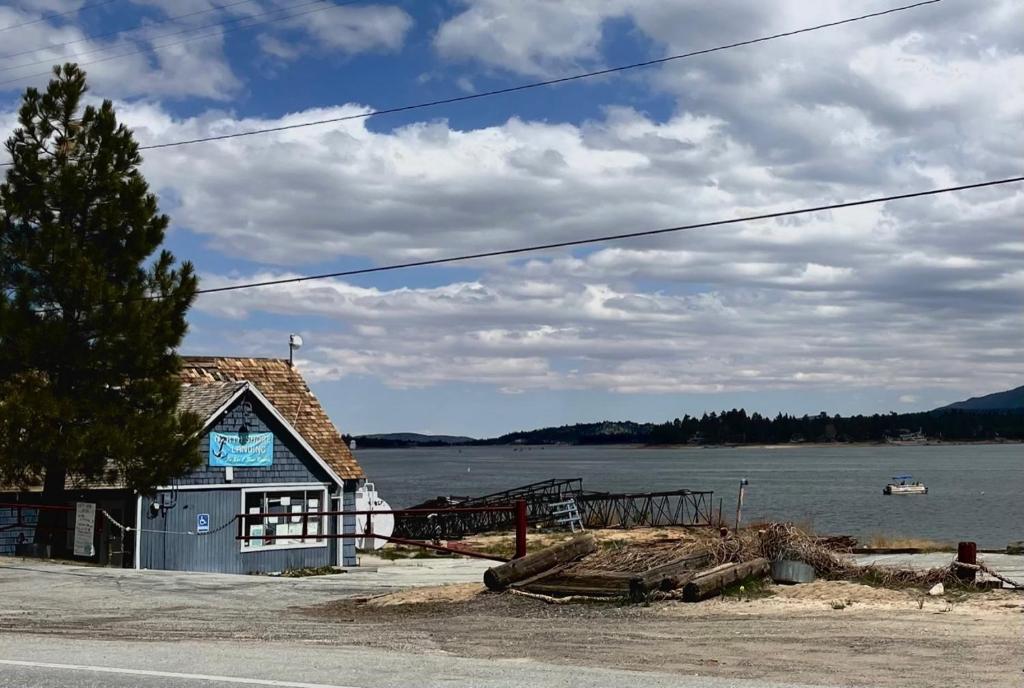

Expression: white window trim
xmin=239 ymin=485 xmax=329 ymax=553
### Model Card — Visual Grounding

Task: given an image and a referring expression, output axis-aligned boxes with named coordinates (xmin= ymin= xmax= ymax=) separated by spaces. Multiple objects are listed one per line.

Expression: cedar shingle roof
xmin=180 ymin=357 xmax=364 ymax=480
xmin=179 ymin=380 xmax=247 ymax=421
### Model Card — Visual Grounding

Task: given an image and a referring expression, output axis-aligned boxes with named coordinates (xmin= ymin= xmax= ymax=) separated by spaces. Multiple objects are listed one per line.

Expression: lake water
xmin=356 ymin=444 xmax=1023 ymax=548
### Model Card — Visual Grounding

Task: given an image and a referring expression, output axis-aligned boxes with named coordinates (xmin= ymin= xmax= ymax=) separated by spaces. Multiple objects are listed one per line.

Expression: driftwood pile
xmin=483 ymin=532 xmax=768 ymax=602
xmin=482 ymin=522 xmax=1008 ymax=603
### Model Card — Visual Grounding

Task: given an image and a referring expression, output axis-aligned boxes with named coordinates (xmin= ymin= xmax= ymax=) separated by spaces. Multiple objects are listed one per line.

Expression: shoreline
xmin=358 ymin=439 xmax=1022 ymax=450
xmin=643 ymin=439 xmax=1023 ymax=449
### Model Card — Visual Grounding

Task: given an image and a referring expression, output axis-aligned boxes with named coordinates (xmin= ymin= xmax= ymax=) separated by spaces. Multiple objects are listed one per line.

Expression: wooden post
xmin=514 ymin=499 xmax=528 ymax=559
xmin=956 ymin=541 xmax=977 ymax=583
xmin=734 ymin=479 xmax=748 ymax=532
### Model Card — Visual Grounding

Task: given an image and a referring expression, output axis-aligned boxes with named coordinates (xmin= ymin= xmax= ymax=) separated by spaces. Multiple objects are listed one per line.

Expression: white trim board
xmin=189 ymin=382 xmax=347 ymax=489
xmin=244 ymin=384 xmax=347 ymax=488
xmin=133 ymin=495 xmax=142 ymax=570
xmin=155 ymin=482 xmax=333 ymax=492
xmin=195 ymin=384 xmax=249 ymax=436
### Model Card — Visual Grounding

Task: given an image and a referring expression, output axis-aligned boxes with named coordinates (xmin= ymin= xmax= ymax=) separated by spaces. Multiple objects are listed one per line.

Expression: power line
xmin=23 ymin=175 xmax=1024 ymax=314
xmin=138 ymin=0 xmax=943 ymax=152
xmin=0 ymin=0 xmax=120 ymax=33
xmin=189 ymin=175 xmax=1022 ymax=297
xmin=0 ymin=0 xmax=262 ymax=62
xmin=0 ymin=0 xmax=943 ymax=166
xmin=0 ymin=0 xmax=359 ymax=87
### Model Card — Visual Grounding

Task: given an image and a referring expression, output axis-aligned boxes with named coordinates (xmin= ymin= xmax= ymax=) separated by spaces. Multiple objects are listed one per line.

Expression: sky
xmin=0 ymin=0 xmax=1022 ymax=437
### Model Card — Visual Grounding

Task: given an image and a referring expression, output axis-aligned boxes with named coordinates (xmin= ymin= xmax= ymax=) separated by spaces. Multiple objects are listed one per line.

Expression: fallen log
xmin=681 ymin=558 xmax=770 ymax=602
xmin=628 ymin=549 xmax=715 ymax=600
xmin=508 ymin=588 xmax=617 ymax=605
xmin=484 ymin=532 xmax=597 ymax=591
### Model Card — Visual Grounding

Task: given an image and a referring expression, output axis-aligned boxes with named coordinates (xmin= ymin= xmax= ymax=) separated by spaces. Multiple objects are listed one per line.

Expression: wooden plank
xmin=681 ymin=558 xmax=770 ymax=602
xmin=484 ymin=533 xmax=597 ymax=590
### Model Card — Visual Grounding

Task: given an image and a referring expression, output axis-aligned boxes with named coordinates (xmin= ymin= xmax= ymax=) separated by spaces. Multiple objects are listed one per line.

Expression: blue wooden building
xmin=2 ymin=357 xmax=366 ymax=574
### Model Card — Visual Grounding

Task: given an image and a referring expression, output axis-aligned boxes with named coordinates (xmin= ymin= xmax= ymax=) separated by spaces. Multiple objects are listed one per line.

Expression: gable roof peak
xmin=179 ymin=356 xmax=363 ymax=480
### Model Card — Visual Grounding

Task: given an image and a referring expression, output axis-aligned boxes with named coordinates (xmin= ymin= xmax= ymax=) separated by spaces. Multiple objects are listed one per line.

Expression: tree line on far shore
xmin=642 ymin=408 xmax=1024 ymax=445
xmin=430 ymin=409 xmax=1023 ymax=447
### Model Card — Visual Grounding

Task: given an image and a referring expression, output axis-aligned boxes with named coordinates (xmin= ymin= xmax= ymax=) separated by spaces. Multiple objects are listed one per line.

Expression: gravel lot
xmin=2 ymin=557 xmax=1022 ymax=687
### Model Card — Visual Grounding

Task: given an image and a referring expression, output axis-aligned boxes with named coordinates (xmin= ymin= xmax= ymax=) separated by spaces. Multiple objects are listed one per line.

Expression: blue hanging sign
xmin=209 ymin=431 xmax=274 ymax=467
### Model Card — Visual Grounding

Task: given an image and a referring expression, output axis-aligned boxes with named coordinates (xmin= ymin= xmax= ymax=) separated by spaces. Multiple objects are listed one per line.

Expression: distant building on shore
xmin=887 ymin=428 xmax=928 ymax=444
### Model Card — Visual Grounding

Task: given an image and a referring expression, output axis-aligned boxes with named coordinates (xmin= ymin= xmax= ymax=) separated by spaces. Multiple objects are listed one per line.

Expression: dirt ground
xmin=314 ymin=582 xmax=1024 ymax=687
xmin=2 ymin=558 xmax=1022 ymax=687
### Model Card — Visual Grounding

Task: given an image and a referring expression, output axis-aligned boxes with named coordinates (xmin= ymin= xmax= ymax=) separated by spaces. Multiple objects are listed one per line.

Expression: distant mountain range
xmin=352 ymin=386 xmax=1024 ymax=447
xmin=351 ymin=432 xmax=476 ymax=448
xmin=936 ymin=385 xmax=1024 ymax=411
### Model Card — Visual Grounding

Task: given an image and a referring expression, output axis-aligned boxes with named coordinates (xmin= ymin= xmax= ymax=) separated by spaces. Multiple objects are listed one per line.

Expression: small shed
xmin=1 ymin=357 xmax=366 ymax=574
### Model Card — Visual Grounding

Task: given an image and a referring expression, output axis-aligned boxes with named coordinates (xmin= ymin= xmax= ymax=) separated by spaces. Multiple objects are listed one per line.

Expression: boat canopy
xmin=891 ymin=474 xmax=913 ymax=480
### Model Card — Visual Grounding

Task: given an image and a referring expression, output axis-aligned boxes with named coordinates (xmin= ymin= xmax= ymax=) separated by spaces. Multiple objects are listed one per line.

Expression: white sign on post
xmin=73 ymin=502 xmax=96 ymax=557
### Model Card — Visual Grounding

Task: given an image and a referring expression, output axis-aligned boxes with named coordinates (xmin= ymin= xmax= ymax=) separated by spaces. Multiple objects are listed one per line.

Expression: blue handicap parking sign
xmin=196 ymin=513 xmax=210 ymax=534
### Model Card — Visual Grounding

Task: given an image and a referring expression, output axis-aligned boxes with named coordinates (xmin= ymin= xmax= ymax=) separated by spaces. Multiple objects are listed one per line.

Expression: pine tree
xmin=0 ymin=65 xmax=201 ymax=542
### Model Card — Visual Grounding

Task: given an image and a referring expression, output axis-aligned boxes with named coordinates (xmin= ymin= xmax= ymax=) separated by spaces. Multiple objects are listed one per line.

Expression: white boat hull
xmin=884 ymin=484 xmax=928 ymax=495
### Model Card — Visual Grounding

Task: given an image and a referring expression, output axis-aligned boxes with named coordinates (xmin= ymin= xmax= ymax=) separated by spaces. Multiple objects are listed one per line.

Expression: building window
xmin=241 ymin=488 xmax=327 ymax=551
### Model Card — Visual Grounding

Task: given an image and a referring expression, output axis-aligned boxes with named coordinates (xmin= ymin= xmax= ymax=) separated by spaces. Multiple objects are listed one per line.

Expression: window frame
xmin=239 ymin=484 xmax=330 ymax=553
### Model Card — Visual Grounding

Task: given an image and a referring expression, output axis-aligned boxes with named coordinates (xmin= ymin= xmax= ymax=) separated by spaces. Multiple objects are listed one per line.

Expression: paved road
xmin=0 ymin=634 xmax=839 ymax=688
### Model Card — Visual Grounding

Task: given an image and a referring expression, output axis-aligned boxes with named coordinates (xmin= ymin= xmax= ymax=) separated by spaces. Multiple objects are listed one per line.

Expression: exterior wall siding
xmin=342 ymin=484 xmax=358 ymax=566
xmin=0 ymin=504 xmax=37 ymax=556
xmin=139 ymin=487 xmax=338 ymax=574
xmin=137 ymin=391 xmax=349 ymax=574
xmin=186 ymin=391 xmax=333 ymax=486
xmin=1 ymin=491 xmax=133 ymax=565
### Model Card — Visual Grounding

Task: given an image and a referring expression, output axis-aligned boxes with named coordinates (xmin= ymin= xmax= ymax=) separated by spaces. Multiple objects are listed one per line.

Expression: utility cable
xmin=0 ymin=0 xmax=120 ymax=33
xmin=0 ymin=0 xmax=263 ymax=62
xmin=0 ymin=0 xmax=361 ymax=87
xmin=183 ymin=175 xmax=1024 ymax=297
xmin=140 ymin=0 xmax=943 ymax=152
xmin=0 ymin=0 xmax=943 ymax=163
xmin=20 ymin=175 xmax=1024 ymax=313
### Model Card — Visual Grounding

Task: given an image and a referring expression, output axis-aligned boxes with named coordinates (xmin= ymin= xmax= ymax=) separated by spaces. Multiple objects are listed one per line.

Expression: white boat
xmin=883 ymin=474 xmax=927 ymax=495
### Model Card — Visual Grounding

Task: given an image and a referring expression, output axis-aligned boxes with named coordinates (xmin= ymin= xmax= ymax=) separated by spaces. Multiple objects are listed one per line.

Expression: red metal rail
xmin=235 ymin=499 xmax=529 ymax=561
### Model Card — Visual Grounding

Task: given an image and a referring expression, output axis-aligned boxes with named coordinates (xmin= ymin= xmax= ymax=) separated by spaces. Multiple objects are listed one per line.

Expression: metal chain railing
xmin=100 ymin=509 xmax=237 ymax=537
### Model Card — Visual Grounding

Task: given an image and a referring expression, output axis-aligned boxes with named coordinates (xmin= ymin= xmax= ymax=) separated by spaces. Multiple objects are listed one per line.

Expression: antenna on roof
xmin=288 ymin=334 xmax=303 ymax=367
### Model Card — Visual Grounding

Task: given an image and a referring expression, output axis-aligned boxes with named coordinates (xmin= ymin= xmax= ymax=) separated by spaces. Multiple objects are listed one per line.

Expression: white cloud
xmin=2 ymin=0 xmax=1022 ymax=401
xmin=0 ymin=2 xmax=414 ymax=100
xmin=276 ymin=3 xmax=411 ymax=55
xmin=0 ymin=3 xmax=240 ymax=100
xmin=435 ymin=0 xmax=628 ymax=77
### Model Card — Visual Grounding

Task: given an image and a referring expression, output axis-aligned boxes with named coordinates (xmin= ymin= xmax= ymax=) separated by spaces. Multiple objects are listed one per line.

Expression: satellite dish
xmin=288 ymin=334 xmax=304 ymax=367
xmin=354 ymin=482 xmax=393 ymax=551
